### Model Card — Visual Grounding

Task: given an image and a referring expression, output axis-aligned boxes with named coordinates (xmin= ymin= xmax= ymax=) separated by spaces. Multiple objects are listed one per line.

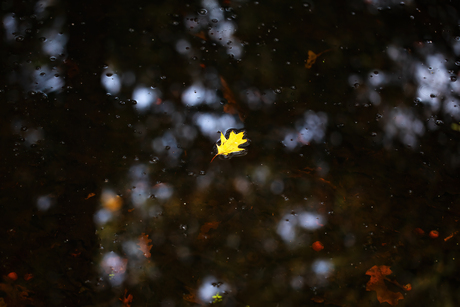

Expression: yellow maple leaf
xmin=211 ymin=129 xmax=249 ymax=162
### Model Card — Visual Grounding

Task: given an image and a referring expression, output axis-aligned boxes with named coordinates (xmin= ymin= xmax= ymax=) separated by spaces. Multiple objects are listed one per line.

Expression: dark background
xmin=1 ymin=0 xmax=460 ymax=306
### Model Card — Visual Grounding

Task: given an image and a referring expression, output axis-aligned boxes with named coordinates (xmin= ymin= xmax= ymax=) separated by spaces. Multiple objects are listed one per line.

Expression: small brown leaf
xmin=198 ymin=222 xmax=220 ymax=240
xmin=119 ymin=289 xmax=133 ymax=307
xmin=85 ymin=193 xmax=96 ymax=200
xmin=366 ymin=265 xmax=404 ymax=306
xmin=137 ymin=233 xmax=152 ymax=258
xmin=305 ymin=49 xmax=331 ymax=69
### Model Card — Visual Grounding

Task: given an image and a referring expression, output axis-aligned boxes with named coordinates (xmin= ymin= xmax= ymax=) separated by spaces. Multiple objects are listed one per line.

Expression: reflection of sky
xmin=194 ymin=113 xmax=241 ymax=139
xmin=33 ymin=65 xmax=64 ymax=93
xmin=37 ymin=195 xmax=53 ymax=211
xmin=366 ymin=0 xmax=413 ymax=10
xmin=298 ymin=110 xmax=328 ymax=144
xmin=198 ymin=275 xmax=230 ymax=302
xmin=384 ymin=107 xmax=424 ymax=147
xmin=182 ymin=82 xmax=217 ymax=106
xmin=129 ymin=164 xmax=150 ymax=207
xmin=41 ymin=28 xmax=68 ymax=56
xmin=152 ymin=131 xmax=183 ymax=160
xmin=132 ymin=86 xmax=157 ymax=111
xmin=184 ymin=0 xmax=242 ymax=58
xmin=100 ymin=252 xmax=127 ymax=287
xmin=277 ymin=210 xmax=326 ymax=244
xmin=152 ymin=183 xmax=173 ymax=201
xmin=283 ymin=110 xmax=328 ymax=150
xmin=312 ymin=259 xmax=334 ymax=278
xmin=3 ymin=14 xmax=16 ymax=41
xmin=415 ymin=54 xmax=449 ymax=111
xmin=101 ymin=70 xmax=121 ymax=95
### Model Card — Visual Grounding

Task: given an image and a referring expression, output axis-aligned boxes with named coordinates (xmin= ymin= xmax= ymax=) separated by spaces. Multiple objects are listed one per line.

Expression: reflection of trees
xmin=1 ymin=0 xmax=460 ymax=305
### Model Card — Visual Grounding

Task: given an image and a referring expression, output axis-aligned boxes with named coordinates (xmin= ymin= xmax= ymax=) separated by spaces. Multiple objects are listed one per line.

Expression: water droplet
xmin=165 ymin=146 xmax=170 ymax=150
xmin=451 ymin=76 xmax=457 ymax=82
xmin=39 ymin=37 xmax=46 ymax=42
xmin=354 ymin=83 xmax=360 ymax=88
xmin=199 ymin=170 xmax=206 ymax=175
xmin=430 ymin=93 xmax=436 ymax=98
xmin=15 ymin=36 xmax=24 ymax=42
xmin=435 ymin=120 xmax=444 ymax=126
xmin=455 ymin=61 xmax=460 ymax=66
xmin=198 ymin=9 xmax=207 ymax=15
xmin=106 ymin=73 xmax=113 ymax=77
xmin=21 ymin=126 xmax=28 ymax=131
xmin=128 ymin=28 xmax=134 ymax=33
xmin=274 ymin=88 xmax=281 ymax=94
xmin=211 ymin=19 xmax=218 ymax=23
xmin=49 ymin=56 xmax=56 ymax=61
xmin=160 ymin=76 xmax=166 ymax=80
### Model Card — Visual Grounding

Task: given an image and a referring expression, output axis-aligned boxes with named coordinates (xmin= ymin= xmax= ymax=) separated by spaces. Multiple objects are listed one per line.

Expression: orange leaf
xmin=137 ymin=233 xmax=152 ymax=258
xmin=366 ymin=265 xmax=404 ymax=306
xmin=444 ymin=231 xmax=458 ymax=241
xmin=198 ymin=222 xmax=220 ymax=240
xmin=7 ymin=272 xmax=17 ymax=281
xmin=312 ymin=241 xmax=324 ymax=251
xmin=23 ymin=274 xmax=33 ymax=281
xmin=119 ymin=289 xmax=133 ymax=307
xmin=305 ymin=49 xmax=331 ymax=69
xmin=85 ymin=193 xmax=95 ymax=200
